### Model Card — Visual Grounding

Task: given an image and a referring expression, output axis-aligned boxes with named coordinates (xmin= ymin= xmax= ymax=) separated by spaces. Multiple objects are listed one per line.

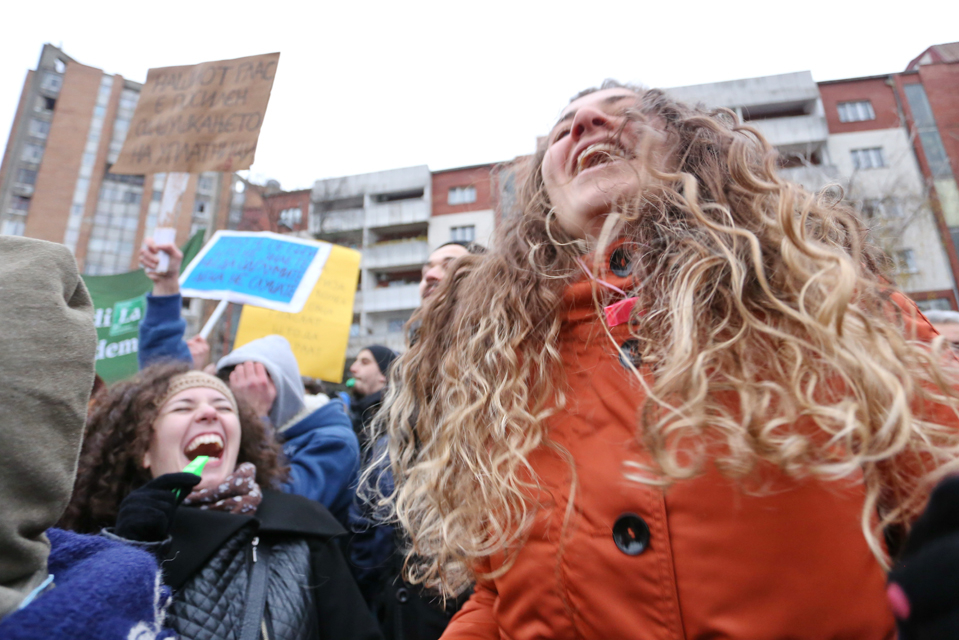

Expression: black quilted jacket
xmin=161 ymin=490 xmax=382 ymax=640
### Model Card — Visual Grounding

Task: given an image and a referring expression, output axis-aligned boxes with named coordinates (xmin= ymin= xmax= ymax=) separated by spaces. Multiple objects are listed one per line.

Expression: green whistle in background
xmin=174 ymin=455 xmax=210 ymax=500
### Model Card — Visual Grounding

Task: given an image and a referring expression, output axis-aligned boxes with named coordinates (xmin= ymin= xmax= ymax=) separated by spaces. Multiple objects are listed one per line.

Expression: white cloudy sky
xmin=1 ymin=0 xmax=956 ymax=190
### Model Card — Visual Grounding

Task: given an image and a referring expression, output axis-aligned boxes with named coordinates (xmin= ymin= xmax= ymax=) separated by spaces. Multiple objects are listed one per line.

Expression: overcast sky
xmin=2 ymin=1 xmax=956 ymax=190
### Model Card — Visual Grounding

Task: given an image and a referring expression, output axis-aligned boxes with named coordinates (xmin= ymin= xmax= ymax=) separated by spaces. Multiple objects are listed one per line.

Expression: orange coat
xmin=442 ymin=269 xmax=944 ymax=639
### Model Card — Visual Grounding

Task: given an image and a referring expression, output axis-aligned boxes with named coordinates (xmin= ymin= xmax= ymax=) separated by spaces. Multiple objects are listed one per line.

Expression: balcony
xmin=778 ymin=164 xmax=841 ymax=192
xmin=313 ymin=208 xmax=364 ymax=234
xmin=355 ymin=283 xmax=420 ymax=313
xmin=366 ymin=198 xmax=429 ymax=228
xmin=749 ymin=115 xmax=828 ymax=152
xmin=346 ymin=332 xmax=407 ymax=358
xmin=362 ymin=239 xmax=430 ymax=269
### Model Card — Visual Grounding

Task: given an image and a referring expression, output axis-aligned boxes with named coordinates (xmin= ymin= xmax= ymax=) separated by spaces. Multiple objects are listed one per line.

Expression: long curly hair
xmin=60 ymin=361 xmax=288 ymax=533
xmin=374 ymin=82 xmax=959 ymax=596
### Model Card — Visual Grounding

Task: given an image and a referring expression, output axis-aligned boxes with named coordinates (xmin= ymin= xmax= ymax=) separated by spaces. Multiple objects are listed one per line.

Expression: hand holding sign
xmin=140 ymin=239 xmax=183 ymax=296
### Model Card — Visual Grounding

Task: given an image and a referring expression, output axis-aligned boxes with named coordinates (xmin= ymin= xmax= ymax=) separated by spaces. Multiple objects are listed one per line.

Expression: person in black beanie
xmin=349 ymin=345 xmax=397 ymax=453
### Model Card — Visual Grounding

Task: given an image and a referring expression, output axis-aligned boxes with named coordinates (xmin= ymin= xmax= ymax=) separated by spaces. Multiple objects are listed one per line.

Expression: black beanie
xmin=365 ymin=344 xmax=398 ymax=376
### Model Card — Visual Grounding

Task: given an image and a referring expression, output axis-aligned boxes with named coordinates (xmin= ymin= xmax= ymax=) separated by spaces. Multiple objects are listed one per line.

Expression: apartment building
xmin=430 ymin=163 xmax=497 ymax=248
xmin=234 ymin=179 xmax=312 ymax=235
xmin=310 ymin=165 xmax=431 ymax=355
xmin=0 ymin=44 xmax=232 ymax=274
xmin=667 ymin=71 xmax=839 ymax=192
xmin=819 ymin=73 xmax=957 ymax=309
xmin=666 ymin=69 xmax=958 ymax=308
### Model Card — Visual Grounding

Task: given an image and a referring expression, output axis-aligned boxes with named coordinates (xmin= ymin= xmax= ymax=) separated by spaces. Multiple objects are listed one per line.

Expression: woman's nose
xmin=570 ymin=106 xmax=611 ymax=141
xmin=196 ymin=403 xmax=218 ymax=421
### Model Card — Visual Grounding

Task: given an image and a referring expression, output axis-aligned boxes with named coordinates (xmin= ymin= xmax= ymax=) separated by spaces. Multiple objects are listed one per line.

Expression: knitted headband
xmin=157 ymin=371 xmax=239 ymax=414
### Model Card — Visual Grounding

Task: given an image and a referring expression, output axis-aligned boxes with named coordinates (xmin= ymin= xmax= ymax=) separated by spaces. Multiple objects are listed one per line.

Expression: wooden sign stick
xmin=153 ymin=172 xmax=191 ymax=273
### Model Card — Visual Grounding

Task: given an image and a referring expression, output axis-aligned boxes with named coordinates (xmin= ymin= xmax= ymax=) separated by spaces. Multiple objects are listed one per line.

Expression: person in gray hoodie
xmin=217 ymin=336 xmax=360 ymax=525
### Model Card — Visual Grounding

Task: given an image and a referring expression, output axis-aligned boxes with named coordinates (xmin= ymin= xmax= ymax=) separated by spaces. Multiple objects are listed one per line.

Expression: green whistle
xmin=174 ymin=455 xmax=210 ymax=499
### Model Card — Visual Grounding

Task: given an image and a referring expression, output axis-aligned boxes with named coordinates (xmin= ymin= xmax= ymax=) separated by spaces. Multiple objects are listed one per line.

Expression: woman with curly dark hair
xmin=61 ymin=362 xmax=380 ymax=640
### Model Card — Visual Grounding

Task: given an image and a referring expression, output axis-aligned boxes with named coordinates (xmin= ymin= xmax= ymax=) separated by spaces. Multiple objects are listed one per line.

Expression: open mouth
xmin=575 ymin=142 xmax=630 ymax=176
xmin=184 ymin=433 xmax=224 ymax=461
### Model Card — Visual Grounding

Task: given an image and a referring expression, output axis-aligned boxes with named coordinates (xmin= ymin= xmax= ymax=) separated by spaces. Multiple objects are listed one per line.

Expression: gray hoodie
xmin=216 ymin=335 xmax=306 ymax=429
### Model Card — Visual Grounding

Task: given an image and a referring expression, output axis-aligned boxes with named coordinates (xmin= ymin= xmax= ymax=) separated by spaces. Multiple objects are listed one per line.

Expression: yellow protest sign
xmin=233 ymin=244 xmax=360 ymax=382
xmin=111 ymin=52 xmax=280 ymax=174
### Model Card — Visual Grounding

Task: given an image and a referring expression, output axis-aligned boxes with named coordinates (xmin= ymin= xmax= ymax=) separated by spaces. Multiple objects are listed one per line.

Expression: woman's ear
xmin=142 ymin=451 xmax=151 ymax=470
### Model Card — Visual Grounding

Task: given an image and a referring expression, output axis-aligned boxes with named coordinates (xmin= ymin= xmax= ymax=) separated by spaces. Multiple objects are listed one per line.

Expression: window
xmin=21 ymin=143 xmax=44 ymax=163
xmin=1 ymin=216 xmax=26 ymax=237
xmin=54 ymin=59 xmax=66 ymax=73
xmin=450 ymin=225 xmax=476 ymax=243
xmin=850 ymin=147 xmax=885 ymax=170
xmin=35 ymin=96 xmax=56 ymax=113
xmin=279 ymin=207 xmax=303 ymax=228
xmin=10 ymin=196 xmax=30 ymax=212
xmin=198 ymin=176 xmax=216 ymax=193
xmin=16 ymin=169 xmax=37 ymax=185
xmin=28 ymin=119 xmax=50 ymax=139
xmin=837 ymin=100 xmax=875 ymax=123
xmin=448 ymin=185 xmax=477 ymax=205
xmin=373 ymin=188 xmax=424 ymax=203
xmin=40 ymin=72 xmax=62 ymax=93
xmin=895 ymin=249 xmax=918 ymax=274
xmin=387 ymin=318 xmax=406 ymax=333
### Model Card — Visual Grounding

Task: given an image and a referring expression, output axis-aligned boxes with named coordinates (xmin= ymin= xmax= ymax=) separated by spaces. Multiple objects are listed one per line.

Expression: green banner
xmin=82 ymin=231 xmax=206 ymax=384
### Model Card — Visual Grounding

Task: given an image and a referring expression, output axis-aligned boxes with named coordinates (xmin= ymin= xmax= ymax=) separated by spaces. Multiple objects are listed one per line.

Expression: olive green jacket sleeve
xmin=0 ymin=237 xmax=96 ymax=619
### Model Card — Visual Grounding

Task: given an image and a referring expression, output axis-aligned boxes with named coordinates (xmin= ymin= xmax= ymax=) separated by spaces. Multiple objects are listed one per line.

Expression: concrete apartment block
xmin=311 ymin=165 xmax=432 ymax=356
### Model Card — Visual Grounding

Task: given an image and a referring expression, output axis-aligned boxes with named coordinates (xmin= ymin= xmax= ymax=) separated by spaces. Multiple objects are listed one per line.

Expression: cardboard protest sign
xmin=233 ymin=245 xmax=360 ymax=382
xmin=83 ymin=230 xmax=205 ymax=383
xmin=179 ymin=230 xmax=332 ymax=314
xmin=110 ymin=52 xmax=280 ymax=174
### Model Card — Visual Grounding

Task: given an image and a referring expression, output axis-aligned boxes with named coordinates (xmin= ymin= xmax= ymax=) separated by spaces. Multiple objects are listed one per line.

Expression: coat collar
xmin=162 ymin=489 xmax=344 ymax=589
xmin=562 ymin=240 xmax=635 ymax=326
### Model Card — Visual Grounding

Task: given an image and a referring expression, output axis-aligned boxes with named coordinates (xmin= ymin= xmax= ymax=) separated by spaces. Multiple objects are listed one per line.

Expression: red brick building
xmin=429 ymin=163 xmax=497 ymax=248
xmin=817 ymin=41 xmax=959 ymax=309
xmin=235 ymin=180 xmax=311 ymax=235
xmin=0 ymin=44 xmax=234 ymax=274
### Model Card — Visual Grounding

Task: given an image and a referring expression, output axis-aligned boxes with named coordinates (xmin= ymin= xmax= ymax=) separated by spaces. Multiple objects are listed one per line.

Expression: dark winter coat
xmin=163 ymin=490 xmax=381 ymax=640
xmin=350 ymin=390 xmax=384 ymax=454
xmin=350 ymin=436 xmax=468 ymax=640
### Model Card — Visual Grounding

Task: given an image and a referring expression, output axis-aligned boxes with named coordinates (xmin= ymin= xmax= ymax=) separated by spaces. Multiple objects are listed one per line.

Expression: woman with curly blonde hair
xmin=375 ymin=82 xmax=959 ymax=638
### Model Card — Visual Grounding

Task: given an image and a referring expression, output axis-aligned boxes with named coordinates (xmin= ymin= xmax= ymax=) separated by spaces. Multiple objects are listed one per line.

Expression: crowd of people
xmin=4 ymin=83 xmax=959 ymax=640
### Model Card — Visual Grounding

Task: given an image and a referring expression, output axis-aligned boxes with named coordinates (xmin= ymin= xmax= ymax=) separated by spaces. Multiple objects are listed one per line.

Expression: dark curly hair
xmin=60 ymin=361 xmax=288 ymax=533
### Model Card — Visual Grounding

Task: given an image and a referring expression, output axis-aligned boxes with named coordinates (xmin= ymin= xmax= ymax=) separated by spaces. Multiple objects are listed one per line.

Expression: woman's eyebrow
xmin=551 ymin=94 xmax=636 ymax=134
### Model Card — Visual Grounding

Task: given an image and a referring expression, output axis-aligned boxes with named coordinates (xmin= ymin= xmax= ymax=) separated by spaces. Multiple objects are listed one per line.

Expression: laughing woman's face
xmin=143 ymin=386 xmax=242 ymax=491
xmin=541 ymin=88 xmax=656 ymax=240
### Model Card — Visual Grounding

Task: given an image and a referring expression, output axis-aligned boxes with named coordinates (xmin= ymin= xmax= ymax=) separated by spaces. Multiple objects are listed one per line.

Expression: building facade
xmin=310 ymin=165 xmax=431 ymax=355
xmin=0 ymin=45 xmax=233 ymax=274
xmin=666 ymin=67 xmax=959 ymax=308
xmin=430 ymin=163 xmax=497 ymax=249
xmin=819 ymin=72 xmax=958 ymax=308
